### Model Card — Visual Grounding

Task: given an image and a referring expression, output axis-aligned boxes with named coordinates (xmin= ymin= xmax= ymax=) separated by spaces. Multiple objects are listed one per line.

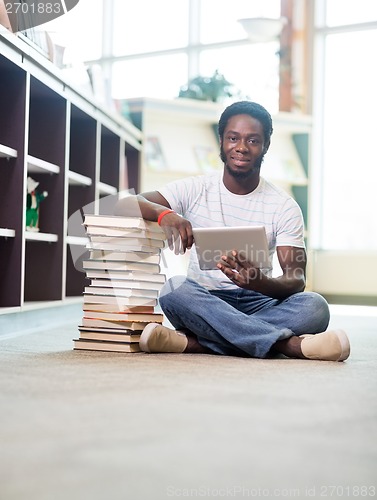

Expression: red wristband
xmin=157 ymin=209 xmax=174 ymax=226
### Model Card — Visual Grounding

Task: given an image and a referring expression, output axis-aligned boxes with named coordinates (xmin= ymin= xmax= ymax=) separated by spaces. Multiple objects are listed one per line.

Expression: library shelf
xmin=0 ymin=29 xmax=142 ymax=311
xmin=0 ymin=143 xmax=18 ymax=159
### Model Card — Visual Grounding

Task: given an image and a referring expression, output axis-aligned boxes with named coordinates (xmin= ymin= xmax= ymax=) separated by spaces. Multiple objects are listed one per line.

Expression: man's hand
xmin=217 ymin=250 xmax=264 ymax=290
xmin=217 ymin=246 xmax=306 ymax=299
xmin=159 ymin=212 xmax=194 ymax=255
xmin=114 ymin=191 xmax=193 ymax=255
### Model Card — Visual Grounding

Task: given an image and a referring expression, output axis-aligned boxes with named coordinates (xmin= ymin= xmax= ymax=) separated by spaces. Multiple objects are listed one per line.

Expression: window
xmin=112 ymin=0 xmax=189 ymax=56
xmin=109 ymin=0 xmax=282 ymax=110
xmin=326 ymin=0 xmax=377 ymax=26
xmin=313 ymin=1 xmax=377 ymax=250
xmin=199 ymin=0 xmax=280 ymax=44
xmin=44 ymin=0 xmax=104 ymax=63
xmin=199 ymin=43 xmax=280 ymax=112
xmin=111 ymin=54 xmax=188 ymax=100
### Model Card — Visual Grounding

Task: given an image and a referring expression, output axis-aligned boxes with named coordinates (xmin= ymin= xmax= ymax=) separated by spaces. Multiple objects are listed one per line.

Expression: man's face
xmin=220 ymin=114 xmax=269 ymax=179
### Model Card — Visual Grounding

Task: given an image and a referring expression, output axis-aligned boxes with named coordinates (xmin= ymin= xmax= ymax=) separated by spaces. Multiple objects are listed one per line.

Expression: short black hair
xmin=218 ymin=101 xmax=273 ymax=143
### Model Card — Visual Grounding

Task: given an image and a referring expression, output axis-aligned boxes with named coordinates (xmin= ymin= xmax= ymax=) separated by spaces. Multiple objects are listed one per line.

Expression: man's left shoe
xmin=300 ymin=329 xmax=350 ymax=361
xmin=139 ymin=323 xmax=188 ymax=353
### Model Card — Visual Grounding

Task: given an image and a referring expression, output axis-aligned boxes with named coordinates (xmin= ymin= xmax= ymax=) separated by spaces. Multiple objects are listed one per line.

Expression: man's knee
xmin=159 ymin=276 xmax=196 ymax=308
xmin=301 ymin=291 xmax=330 ymax=330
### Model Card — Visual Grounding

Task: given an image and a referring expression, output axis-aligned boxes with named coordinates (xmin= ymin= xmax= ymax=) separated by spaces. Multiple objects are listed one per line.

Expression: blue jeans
xmin=159 ymin=276 xmax=330 ymax=358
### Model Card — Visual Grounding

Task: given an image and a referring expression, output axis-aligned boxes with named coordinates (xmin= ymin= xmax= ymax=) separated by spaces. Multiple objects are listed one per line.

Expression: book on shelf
xmin=81 ymin=318 xmax=150 ymax=330
xmin=82 ymin=310 xmax=164 ymax=322
xmin=83 ymin=214 xmax=163 ymax=233
xmin=83 ymin=294 xmax=157 ymax=306
xmin=82 ymin=259 xmax=161 ymax=274
xmin=84 ymin=269 xmax=166 ymax=283
xmin=88 ymin=235 xmax=165 ymax=249
xmin=85 ymin=225 xmax=166 ymax=240
xmin=78 ymin=329 xmax=142 ymax=342
xmin=89 ymin=249 xmax=161 ymax=264
xmin=82 ymin=303 xmax=156 ymax=313
xmin=73 ymin=339 xmax=141 ymax=353
xmin=84 ymin=286 xmax=158 ymax=299
xmin=89 ymin=278 xmax=164 ymax=291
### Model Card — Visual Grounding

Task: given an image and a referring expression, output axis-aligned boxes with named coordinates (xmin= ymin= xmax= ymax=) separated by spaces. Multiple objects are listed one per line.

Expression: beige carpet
xmin=0 ymin=305 xmax=376 ymax=500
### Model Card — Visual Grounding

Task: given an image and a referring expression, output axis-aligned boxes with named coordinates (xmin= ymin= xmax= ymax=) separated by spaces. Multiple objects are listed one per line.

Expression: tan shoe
xmin=300 ymin=329 xmax=350 ymax=361
xmin=140 ymin=323 xmax=188 ymax=353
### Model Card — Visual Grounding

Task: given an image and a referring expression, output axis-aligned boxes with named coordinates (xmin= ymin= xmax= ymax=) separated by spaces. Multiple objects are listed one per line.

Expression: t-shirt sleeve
xmin=275 ymin=198 xmax=305 ymax=248
xmin=158 ymin=176 xmax=202 ymax=216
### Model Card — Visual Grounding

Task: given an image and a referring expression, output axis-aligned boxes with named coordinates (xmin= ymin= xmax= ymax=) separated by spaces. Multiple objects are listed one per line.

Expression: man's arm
xmin=217 ymin=245 xmax=306 ymax=299
xmin=115 ymin=190 xmax=171 ymax=220
xmin=114 ymin=191 xmax=194 ymax=253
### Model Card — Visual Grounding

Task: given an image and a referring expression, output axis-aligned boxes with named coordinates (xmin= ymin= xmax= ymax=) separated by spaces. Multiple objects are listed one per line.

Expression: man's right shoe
xmin=139 ymin=323 xmax=188 ymax=353
xmin=300 ymin=329 xmax=350 ymax=362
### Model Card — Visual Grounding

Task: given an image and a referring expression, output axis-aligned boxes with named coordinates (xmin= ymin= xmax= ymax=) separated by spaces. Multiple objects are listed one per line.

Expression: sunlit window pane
xmin=44 ymin=0 xmax=103 ymax=63
xmin=113 ymin=0 xmax=189 ymax=56
xmin=200 ymin=0 xmax=281 ymax=44
xmin=111 ymin=55 xmax=188 ymax=100
xmin=321 ymin=30 xmax=377 ymax=250
xmin=199 ymin=43 xmax=280 ymax=113
xmin=326 ymin=0 xmax=377 ymax=26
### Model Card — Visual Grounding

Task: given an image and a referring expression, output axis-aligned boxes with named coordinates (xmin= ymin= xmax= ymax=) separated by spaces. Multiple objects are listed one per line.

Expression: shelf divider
xmin=25 ymin=231 xmax=58 ymax=242
xmin=68 ymin=171 xmax=93 ymax=186
xmin=97 ymin=181 xmax=117 ymax=195
xmin=0 ymin=228 xmax=16 ymax=238
xmin=27 ymin=155 xmax=60 ymax=175
xmin=0 ymin=144 xmax=18 ymax=159
xmin=66 ymin=235 xmax=89 ymax=246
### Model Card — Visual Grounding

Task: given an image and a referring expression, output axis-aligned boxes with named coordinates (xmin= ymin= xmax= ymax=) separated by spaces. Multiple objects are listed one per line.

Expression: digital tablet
xmin=192 ymin=226 xmax=270 ymax=270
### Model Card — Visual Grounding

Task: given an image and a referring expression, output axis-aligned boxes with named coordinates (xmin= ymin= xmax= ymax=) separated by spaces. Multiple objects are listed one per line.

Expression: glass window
xmin=199 ymin=43 xmax=280 ymax=113
xmin=44 ymin=0 xmax=103 ymax=63
xmin=111 ymin=54 xmax=188 ymax=99
xmin=320 ymin=30 xmax=377 ymax=250
xmin=326 ymin=0 xmax=377 ymax=26
xmin=200 ymin=0 xmax=281 ymax=44
xmin=113 ymin=0 xmax=189 ymax=56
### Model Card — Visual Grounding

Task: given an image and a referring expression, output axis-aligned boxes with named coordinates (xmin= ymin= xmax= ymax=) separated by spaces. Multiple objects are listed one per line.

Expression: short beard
xmin=220 ymin=145 xmax=264 ymax=179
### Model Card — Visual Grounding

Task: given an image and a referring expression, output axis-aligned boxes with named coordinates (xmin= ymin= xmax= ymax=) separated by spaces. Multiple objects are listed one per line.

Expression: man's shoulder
xmin=163 ymin=171 xmax=221 ymax=191
xmin=260 ymin=177 xmax=295 ymax=201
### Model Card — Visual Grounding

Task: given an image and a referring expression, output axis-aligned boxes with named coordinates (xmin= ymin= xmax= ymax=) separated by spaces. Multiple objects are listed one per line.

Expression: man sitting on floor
xmin=116 ymin=100 xmax=350 ymax=361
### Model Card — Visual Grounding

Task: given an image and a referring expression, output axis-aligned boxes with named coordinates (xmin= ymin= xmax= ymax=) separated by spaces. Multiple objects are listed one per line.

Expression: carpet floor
xmin=0 ymin=305 xmax=376 ymax=500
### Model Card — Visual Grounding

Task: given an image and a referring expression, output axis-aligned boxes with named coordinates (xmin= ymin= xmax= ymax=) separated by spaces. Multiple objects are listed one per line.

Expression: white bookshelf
xmin=0 ymin=144 xmax=17 ymax=159
xmin=27 ymin=155 xmax=60 ymax=175
xmin=25 ymin=231 xmax=58 ymax=243
xmin=0 ymin=32 xmax=142 ymax=309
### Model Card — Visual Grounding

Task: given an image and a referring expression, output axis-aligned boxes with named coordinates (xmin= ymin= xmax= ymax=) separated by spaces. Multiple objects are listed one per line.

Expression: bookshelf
xmin=0 ymin=30 xmax=142 ymax=313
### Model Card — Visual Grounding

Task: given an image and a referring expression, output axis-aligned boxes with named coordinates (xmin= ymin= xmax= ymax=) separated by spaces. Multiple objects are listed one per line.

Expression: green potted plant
xmin=178 ymin=70 xmax=242 ymax=103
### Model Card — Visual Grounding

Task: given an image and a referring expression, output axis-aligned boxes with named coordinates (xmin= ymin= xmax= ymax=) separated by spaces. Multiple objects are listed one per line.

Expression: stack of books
xmin=73 ymin=214 xmax=166 ymax=353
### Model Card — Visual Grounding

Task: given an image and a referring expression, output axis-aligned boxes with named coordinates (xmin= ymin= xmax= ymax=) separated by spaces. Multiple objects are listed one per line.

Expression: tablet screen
xmin=192 ymin=226 xmax=270 ymax=270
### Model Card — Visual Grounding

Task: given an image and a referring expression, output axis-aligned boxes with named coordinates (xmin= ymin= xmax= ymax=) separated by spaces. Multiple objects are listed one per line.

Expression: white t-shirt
xmin=159 ymin=172 xmax=305 ymax=290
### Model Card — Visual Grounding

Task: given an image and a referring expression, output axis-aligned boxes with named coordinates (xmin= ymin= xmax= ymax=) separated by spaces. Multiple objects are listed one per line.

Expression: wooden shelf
xmin=0 ymin=35 xmax=140 ymax=310
xmin=25 ymin=231 xmax=58 ymax=242
xmin=66 ymin=236 xmax=89 ymax=246
xmin=0 ymin=228 xmax=16 ymax=238
xmin=98 ymin=181 xmax=118 ymax=195
xmin=68 ymin=171 xmax=92 ymax=186
xmin=0 ymin=144 xmax=17 ymax=159
xmin=27 ymin=155 xmax=60 ymax=175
